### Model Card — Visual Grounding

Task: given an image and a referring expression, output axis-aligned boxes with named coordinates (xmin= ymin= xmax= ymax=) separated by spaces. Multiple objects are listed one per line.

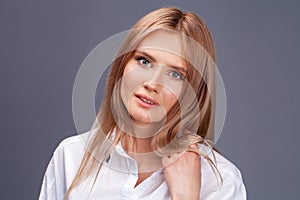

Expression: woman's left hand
xmin=162 ymin=144 xmax=201 ymax=200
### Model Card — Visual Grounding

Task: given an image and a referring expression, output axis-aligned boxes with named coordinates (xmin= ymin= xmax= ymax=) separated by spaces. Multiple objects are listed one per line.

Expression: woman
xmin=39 ymin=7 xmax=246 ymax=200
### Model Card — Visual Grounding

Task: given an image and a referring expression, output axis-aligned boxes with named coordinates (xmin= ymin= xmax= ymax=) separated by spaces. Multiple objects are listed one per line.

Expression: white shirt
xmin=38 ymin=131 xmax=247 ymax=200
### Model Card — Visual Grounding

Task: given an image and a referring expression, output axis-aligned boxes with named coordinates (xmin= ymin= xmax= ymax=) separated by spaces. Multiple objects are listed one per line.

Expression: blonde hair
xmin=65 ymin=7 xmax=218 ymax=198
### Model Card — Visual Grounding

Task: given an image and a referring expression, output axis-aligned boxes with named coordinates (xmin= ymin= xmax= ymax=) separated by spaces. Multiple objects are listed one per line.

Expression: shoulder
xmin=200 ymin=148 xmax=247 ymax=199
xmin=214 ymin=151 xmax=244 ymax=184
xmin=53 ymin=131 xmax=90 ymax=156
xmin=47 ymin=130 xmax=92 ymax=174
xmin=56 ymin=130 xmax=90 ymax=148
xmin=44 ymin=131 xmax=92 ymax=181
xmin=39 ymin=131 xmax=91 ymax=200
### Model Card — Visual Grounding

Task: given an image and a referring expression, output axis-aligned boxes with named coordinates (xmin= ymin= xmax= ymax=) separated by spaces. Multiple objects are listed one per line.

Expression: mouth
xmin=135 ymin=94 xmax=158 ymax=106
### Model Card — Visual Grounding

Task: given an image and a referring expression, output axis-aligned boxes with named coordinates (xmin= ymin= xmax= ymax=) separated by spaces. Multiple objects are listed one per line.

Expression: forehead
xmin=136 ymin=30 xmax=187 ymax=71
xmin=137 ymin=30 xmax=183 ymax=57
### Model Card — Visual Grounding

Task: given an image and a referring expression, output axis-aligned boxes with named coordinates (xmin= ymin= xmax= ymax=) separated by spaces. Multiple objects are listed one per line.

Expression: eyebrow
xmin=135 ymin=50 xmax=187 ymax=74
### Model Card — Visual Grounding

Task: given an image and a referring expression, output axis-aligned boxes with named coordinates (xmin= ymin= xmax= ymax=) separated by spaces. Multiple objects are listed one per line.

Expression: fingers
xmin=162 ymin=143 xmax=200 ymax=168
xmin=187 ymin=143 xmax=200 ymax=154
xmin=162 ymin=151 xmax=185 ymax=167
xmin=189 ymin=143 xmax=198 ymax=149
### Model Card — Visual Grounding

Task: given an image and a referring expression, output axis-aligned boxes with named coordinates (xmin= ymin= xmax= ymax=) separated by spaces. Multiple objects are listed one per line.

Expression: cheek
xmin=120 ymin=68 xmax=144 ymax=105
xmin=161 ymin=89 xmax=181 ymax=110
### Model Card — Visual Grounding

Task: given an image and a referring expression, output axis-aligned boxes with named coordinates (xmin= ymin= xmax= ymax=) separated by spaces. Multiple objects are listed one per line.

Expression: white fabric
xmin=38 ymin=131 xmax=247 ymax=200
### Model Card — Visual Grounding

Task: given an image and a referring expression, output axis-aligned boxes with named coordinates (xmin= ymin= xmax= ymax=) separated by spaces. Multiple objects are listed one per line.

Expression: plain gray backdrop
xmin=1 ymin=0 xmax=299 ymax=199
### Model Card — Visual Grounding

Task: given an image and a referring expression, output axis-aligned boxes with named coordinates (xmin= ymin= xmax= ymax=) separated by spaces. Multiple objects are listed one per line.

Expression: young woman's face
xmin=121 ymin=30 xmax=187 ymax=126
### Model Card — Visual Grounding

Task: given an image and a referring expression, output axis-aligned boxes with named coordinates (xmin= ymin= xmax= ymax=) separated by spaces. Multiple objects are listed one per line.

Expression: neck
xmin=120 ymin=121 xmax=163 ymax=153
xmin=120 ymin=126 xmax=163 ymax=173
xmin=119 ymin=119 xmax=167 ymax=170
xmin=121 ymin=134 xmax=153 ymax=153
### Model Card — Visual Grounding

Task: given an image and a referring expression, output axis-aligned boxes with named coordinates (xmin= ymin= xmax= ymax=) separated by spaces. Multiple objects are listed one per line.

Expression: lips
xmin=135 ymin=94 xmax=158 ymax=105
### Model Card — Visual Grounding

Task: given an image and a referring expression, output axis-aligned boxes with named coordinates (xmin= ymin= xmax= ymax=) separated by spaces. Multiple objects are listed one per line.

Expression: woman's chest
xmin=69 ymin=167 xmax=170 ymax=200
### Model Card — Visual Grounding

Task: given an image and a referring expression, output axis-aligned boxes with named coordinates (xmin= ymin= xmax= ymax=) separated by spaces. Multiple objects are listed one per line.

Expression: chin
xmin=130 ymin=112 xmax=166 ymax=127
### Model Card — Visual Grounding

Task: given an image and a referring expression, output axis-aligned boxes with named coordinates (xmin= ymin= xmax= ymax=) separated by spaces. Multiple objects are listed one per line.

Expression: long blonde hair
xmin=65 ymin=7 xmax=218 ymax=198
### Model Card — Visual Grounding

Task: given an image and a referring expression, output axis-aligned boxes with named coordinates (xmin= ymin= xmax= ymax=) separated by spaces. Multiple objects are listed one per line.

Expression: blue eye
xmin=169 ymin=71 xmax=185 ymax=80
xmin=135 ymin=56 xmax=152 ymax=68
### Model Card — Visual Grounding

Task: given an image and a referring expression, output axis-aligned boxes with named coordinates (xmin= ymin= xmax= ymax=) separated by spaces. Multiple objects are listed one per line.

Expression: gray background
xmin=1 ymin=0 xmax=299 ymax=199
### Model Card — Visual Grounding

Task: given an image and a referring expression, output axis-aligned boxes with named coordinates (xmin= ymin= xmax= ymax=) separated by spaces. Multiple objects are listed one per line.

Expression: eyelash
xmin=135 ymin=56 xmax=152 ymax=68
xmin=134 ymin=56 xmax=185 ymax=80
xmin=168 ymin=71 xmax=185 ymax=80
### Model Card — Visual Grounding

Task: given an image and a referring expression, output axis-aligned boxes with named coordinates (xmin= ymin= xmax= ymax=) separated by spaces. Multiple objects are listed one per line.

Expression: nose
xmin=143 ymin=81 xmax=161 ymax=93
xmin=143 ymin=67 xmax=164 ymax=93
